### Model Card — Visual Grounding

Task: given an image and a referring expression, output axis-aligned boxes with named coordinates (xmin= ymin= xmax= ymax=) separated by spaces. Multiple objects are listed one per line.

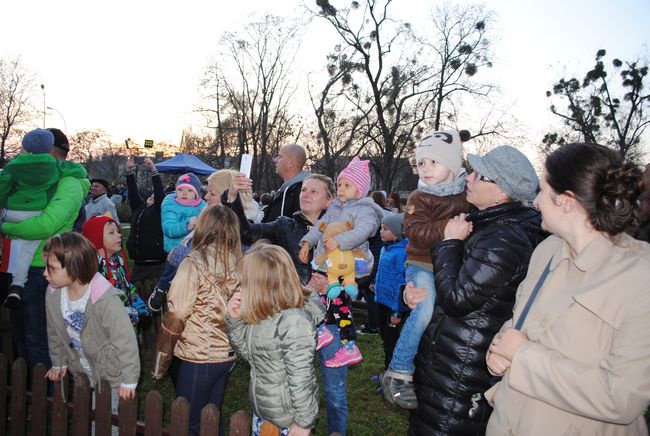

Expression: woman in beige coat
xmin=486 ymin=142 xmax=650 ymax=435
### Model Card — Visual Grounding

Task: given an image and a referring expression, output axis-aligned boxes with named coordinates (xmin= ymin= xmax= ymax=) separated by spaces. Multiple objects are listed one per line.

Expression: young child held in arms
xmin=44 ymin=232 xmax=140 ymax=411
xmin=161 ymin=173 xmax=206 ymax=254
xmin=0 ymin=129 xmax=86 ymax=307
xmin=381 ymin=130 xmax=471 ymax=409
xmin=82 ymin=216 xmax=149 ymax=326
xmin=299 ymin=156 xmax=384 ymax=368
xmin=227 ymin=243 xmax=324 ymax=436
xmin=373 ymin=213 xmax=409 ymax=370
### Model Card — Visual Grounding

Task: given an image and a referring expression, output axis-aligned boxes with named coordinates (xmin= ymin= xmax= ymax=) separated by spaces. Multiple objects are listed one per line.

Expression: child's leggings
xmin=321 ymin=292 xmax=356 ymax=343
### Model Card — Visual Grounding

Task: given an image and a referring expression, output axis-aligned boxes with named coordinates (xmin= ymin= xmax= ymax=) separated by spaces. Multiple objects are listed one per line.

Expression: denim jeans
xmin=317 ymin=325 xmax=348 ymax=435
xmin=10 ymin=267 xmax=51 ymax=369
xmin=175 ymin=359 xmax=234 ymax=436
xmin=389 ymin=263 xmax=436 ymax=374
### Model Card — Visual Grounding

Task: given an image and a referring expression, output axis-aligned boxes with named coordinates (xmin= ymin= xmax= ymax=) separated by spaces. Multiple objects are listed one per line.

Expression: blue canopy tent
xmin=155 ymin=153 xmax=217 ymax=175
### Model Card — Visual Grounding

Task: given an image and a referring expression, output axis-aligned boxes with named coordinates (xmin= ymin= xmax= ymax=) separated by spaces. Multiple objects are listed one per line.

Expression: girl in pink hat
xmin=299 ymin=156 xmax=384 ymax=368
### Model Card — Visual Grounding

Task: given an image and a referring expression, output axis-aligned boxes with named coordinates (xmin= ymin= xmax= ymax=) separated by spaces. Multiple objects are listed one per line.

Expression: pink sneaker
xmin=324 ymin=344 xmax=363 ymax=368
xmin=316 ymin=325 xmax=334 ymax=350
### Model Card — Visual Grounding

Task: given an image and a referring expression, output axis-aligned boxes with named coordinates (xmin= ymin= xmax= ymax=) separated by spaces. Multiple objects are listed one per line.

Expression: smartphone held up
xmin=240 ymin=153 xmax=252 ymax=178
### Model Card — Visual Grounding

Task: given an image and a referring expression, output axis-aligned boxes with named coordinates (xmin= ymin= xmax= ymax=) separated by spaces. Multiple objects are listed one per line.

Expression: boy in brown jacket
xmin=381 ymin=130 xmax=470 ymax=409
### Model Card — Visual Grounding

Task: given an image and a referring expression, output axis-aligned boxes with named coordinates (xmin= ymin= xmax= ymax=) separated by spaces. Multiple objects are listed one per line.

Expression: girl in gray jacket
xmin=44 ymin=233 xmax=140 ymax=419
xmin=227 ymin=243 xmax=325 ymax=436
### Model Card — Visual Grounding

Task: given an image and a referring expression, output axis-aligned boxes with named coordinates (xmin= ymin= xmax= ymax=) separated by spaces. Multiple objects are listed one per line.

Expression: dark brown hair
xmin=43 ymin=232 xmax=98 ymax=284
xmin=545 ymin=143 xmax=644 ymax=236
xmin=388 ymin=192 xmax=402 ymax=212
xmin=371 ymin=191 xmax=387 ymax=208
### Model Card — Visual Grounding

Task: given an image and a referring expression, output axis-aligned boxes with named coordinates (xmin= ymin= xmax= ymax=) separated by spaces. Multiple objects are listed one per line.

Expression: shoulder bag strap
xmin=514 ymin=258 xmax=553 ymax=331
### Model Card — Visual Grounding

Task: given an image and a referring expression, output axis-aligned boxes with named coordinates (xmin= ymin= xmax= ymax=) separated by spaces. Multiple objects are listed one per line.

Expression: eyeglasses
xmin=475 ymin=173 xmax=497 ymax=184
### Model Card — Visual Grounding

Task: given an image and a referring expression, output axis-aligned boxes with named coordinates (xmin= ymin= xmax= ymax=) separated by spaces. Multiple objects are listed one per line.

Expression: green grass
xmin=137 ymin=335 xmax=409 ymax=435
xmin=122 ymin=228 xmax=409 ymax=434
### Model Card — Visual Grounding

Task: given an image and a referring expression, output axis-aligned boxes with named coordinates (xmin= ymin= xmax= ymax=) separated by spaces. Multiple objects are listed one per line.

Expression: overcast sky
xmin=2 ymin=0 xmax=649 ymax=158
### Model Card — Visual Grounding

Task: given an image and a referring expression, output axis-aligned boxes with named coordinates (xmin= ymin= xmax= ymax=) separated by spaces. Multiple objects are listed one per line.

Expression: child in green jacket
xmin=0 ymin=129 xmax=80 ymax=307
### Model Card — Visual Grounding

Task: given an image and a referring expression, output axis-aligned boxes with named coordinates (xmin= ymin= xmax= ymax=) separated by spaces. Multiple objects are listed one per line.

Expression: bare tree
xmin=68 ymin=129 xmax=112 ymax=164
xmin=313 ymin=0 xmax=497 ymax=191
xmin=0 ymin=56 xmax=36 ymax=167
xmin=307 ymin=45 xmax=375 ymax=179
xmin=198 ymin=15 xmax=302 ymax=191
xmin=423 ymin=3 xmax=494 ymax=131
xmin=543 ymin=49 xmax=649 ymax=161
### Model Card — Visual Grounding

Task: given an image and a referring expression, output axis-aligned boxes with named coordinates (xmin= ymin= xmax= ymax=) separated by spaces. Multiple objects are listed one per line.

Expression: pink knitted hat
xmin=337 ymin=156 xmax=371 ymax=199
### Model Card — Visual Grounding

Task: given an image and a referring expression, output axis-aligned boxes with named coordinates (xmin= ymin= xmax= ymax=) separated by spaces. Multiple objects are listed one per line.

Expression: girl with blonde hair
xmin=227 ymin=243 xmax=324 ymax=436
xmin=152 ymin=205 xmax=241 ymax=436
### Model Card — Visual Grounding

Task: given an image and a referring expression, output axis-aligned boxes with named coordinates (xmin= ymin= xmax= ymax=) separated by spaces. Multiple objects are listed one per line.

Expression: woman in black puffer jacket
xmin=405 ymin=146 xmax=547 ymax=436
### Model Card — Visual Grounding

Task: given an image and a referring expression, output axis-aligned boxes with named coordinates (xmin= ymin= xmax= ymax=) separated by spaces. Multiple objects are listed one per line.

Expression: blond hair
xmin=207 ymin=168 xmax=256 ymax=210
xmin=239 ymin=243 xmax=304 ymax=324
xmin=304 ymin=173 xmax=335 ymax=199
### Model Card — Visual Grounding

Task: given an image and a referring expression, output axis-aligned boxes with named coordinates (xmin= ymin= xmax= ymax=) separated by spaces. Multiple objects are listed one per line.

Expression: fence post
xmin=94 ymin=380 xmax=113 ymax=436
xmin=118 ymin=393 xmax=137 ymax=436
xmin=143 ymin=390 xmax=163 ymax=436
xmin=9 ymin=357 xmax=26 ymax=436
xmin=72 ymin=374 xmax=92 ymax=436
xmin=229 ymin=410 xmax=251 ymax=436
xmin=0 ymin=354 xmax=7 ymax=436
xmin=30 ymin=364 xmax=48 ymax=436
xmin=51 ymin=374 xmax=69 ymax=435
xmin=199 ymin=403 xmax=220 ymax=436
xmin=169 ymin=397 xmax=190 ymax=436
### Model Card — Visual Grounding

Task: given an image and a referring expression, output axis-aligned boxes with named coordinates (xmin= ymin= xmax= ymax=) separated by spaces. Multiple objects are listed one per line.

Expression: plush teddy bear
xmin=313 ymin=220 xmax=366 ymax=299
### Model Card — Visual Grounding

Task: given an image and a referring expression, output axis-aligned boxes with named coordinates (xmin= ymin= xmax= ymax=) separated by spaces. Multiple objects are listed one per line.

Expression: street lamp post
xmin=46 ymin=106 xmax=67 ymax=133
xmin=40 ymin=84 xmax=46 ymax=128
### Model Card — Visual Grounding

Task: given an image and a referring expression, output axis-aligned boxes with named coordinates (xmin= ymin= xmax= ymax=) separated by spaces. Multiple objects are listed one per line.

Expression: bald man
xmin=263 ymin=144 xmax=309 ymax=223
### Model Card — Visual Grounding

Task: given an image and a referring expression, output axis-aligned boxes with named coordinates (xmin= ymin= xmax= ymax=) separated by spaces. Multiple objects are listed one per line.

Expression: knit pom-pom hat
xmin=82 ymin=215 xmax=130 ymax=282
xmin=176 ymin=173 xmax=202 ymax=198
xmin=337 ymin=156 xmax=371 ymax=199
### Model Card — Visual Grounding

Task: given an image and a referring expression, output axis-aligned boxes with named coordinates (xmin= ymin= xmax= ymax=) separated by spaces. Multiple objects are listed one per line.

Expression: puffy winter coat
xmin=226 ymin=292 xmax=325 ymax=429
xmin=410 ymin=202 xmax=546 ymax=436
xmin=374 ymin=239 xmax=409 ymax=312
xmin=300 ymin=197 xmax=385 ymax=273
xmin=160 ymin=194 xmax=206 ymax=253
xmin=222 ymin=189 xmax=317 ymax=285
xmin=2 ymin=174 xmax=90 ymax=267
xmin=404 ymin=189 xmax=470 ymax=265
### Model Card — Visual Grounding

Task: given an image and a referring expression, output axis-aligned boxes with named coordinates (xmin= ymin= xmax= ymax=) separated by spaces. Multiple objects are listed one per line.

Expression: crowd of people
xmin=0 ymin=126 xmax=649 ymax=436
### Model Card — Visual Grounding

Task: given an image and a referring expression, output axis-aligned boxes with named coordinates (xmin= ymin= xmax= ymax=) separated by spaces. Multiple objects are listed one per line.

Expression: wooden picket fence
xmin=0 ymin=354 xmax=250 ymax=435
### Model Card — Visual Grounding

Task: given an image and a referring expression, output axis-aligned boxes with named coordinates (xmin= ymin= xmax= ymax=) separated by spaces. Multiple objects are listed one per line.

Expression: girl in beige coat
xmin=152 ymin=205 xmax=242 ymax=436
xmin=486 ymin=143 xmax=650 ymax=435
